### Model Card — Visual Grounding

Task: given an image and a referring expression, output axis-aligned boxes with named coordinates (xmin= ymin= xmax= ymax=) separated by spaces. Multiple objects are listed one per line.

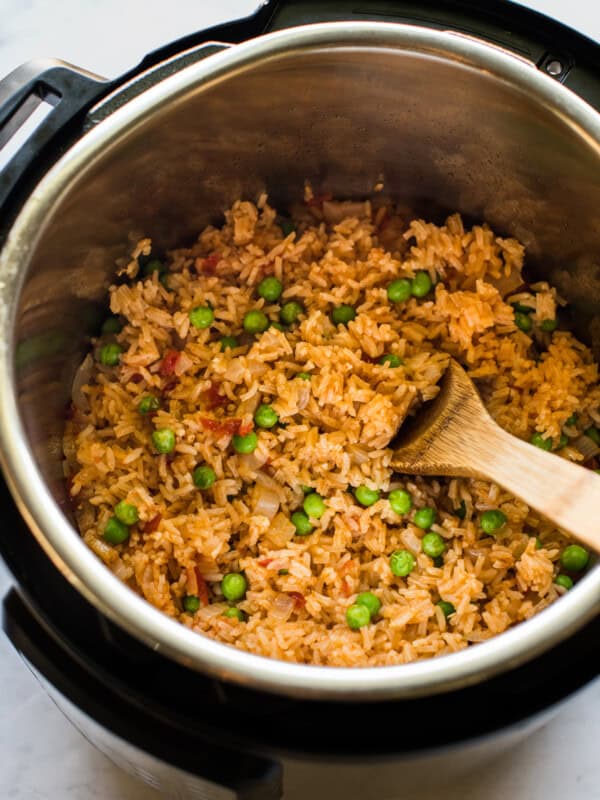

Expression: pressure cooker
xmin=1 ymin=1 xmax=600 ymax=797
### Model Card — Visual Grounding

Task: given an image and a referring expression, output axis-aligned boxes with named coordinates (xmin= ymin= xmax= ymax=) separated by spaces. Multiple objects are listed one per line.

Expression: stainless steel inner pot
xmin=2 ymin=22 xmax=600 ymax=701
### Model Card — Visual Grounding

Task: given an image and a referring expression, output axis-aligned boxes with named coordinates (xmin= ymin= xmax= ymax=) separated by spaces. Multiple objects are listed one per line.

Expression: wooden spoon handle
xmin=469 ymin=421 xmax=600 ymax=551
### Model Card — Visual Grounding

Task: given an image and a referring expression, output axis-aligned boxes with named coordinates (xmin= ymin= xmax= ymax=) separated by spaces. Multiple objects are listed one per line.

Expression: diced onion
xmin=488 ymin=270 xmax=525 ymax=298
xmin=247 ymin=359 xmax=268 ymax=377
xmin=240 ymin=451 xmax=269 ymax=471
xmin=174 ymin=352 xmax=193 ymax=376
xmin=238 ymin=395 xmax=261 ymax=416
xmin=296 ymin=383 xmax=311 ymax=410
xmin=348 ymin=445 xmax=370 ymax=465
xmin=402 ymin=530 xmax=422 ymax=553
xmin=113 ymin=558 xmax=133 ymax=580
xmin=223 ymin=359 xmax=246 ymax=382
xmin=71 ymin=353 xmax=94 ymax=412
xmin=322 ymin=200 xmax=369 ymax=224
xmin=573 ymin=434 xmax=600 ymax=459
xmin=253 ymin=486 xmax=280 ymax=520
xmin=271 ymin=593 xmax=295 ymax=622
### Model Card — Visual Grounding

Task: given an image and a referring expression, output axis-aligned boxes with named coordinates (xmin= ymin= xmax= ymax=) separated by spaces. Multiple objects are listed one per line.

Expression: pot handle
xmin=3 ymin=588 xmax=283 ymax=800
xmin=0 ymin=40 xmax=233 ymax=212
xmin=0 ymin=60 xmax=108 ymax=209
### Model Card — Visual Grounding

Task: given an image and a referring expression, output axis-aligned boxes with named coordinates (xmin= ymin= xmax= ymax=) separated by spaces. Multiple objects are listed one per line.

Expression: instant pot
xmin=2 ymin=1 xmax=600 ymax=797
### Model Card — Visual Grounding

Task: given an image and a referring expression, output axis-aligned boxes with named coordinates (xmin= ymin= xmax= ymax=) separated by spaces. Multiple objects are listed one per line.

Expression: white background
xmin=1 ymin=2 xmax=600 ymax=798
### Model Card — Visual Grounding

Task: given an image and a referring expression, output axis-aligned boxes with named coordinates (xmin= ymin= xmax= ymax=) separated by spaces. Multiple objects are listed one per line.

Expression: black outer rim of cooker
xmin=1 ymin=0 xmax=600 ymax=767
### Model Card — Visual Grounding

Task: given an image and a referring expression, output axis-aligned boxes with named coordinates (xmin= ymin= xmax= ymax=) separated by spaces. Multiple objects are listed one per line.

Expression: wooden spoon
xmin=391 ymin=358 xmax=600 ymax=550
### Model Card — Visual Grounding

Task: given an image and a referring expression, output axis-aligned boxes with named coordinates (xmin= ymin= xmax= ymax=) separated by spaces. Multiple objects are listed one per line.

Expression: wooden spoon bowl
xmin=391 ymin=359 xmax=600 ymax=551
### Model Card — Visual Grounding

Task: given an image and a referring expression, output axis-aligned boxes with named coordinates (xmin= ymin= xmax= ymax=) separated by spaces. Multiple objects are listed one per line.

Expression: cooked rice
xmin=63 ymin=195 xmax=600 ymax=667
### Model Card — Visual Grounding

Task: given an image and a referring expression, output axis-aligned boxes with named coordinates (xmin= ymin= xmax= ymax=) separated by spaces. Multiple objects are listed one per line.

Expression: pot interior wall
xmin=12 ymin=41 xmax=600 ymax=503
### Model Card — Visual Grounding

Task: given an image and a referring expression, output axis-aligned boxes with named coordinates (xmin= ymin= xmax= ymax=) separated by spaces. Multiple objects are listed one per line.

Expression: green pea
xmin=557 ymin=433 xmax=568 ymax=449
xmin=278 ymin=569 xmax=289 ymax=576
xmin=189 ymin=306 xmax=214 ymax=329
xmin=535 ymin=537 xmax=543 ymax=550
xmin=511 ymin=301 xmax=534 ymax=314
xmin=356 ymin=592 xmax=381 ymax=617
xmin=291 ymin=511 xmax=313 ymax=536
xmin=413 ymin=506 xmax=436 ymax=529
xmin=584 ymin=426 xmax=600 ymax=446
xmin=354 ymin=485 xmax=380 ymax=507
xmin=101 ymin=316 xmax=122 ymax=335
xmin=540 ymin=318 xmax=558 ymax=332
xmin=331 ymin=304 xmax=356 ymax=326
xmin=220 ymin=336 xmax=238 ymax=351
xmin=193 ymin=465 xmax=216 ymax=489
xmin=279 ymin=218 xmax=295 ymax=237
xmin=455 ymin=500 xmax=467 ymax=520
xmin=103 ymin=516 xmax=129 ymax=545
xmin=437 ymin=600 xmax=455 ymax=618
xmin=99 ymin=343 xmax=122 ymax=366
xmin=221 ymin=573 xmax=247 ymax=602
xmin=565 ymin=413 xmax=578 ymax=427
xmin=555 ymin=574 xmax=573 ymax=591
xmin=152 ymin=428 xmax=175 ymax=454
xmin=114 ymin=501 xmax=139 ymax=526
xmin=301 ymin=485 xmax=314 ymax=494
xmin=254 ymin=404 xmax=279 ymax=429
xmin=232 ymin=431 xmax=258 ymax=454
xmin=138 ymin=395 xmax=160 ymax=415
xmin=379 ymin=354 xmax=403 ymax=368
xmin=303 ymin=492 xmax=326 ymax=519
xmin=280 ymin=301 xmax=304 ymax=325
xmin=346 ymin=603 xmax=371 ymax=630
xmin=143 ymin=258 xmax=166 ymax=277
xmin=480 ymin=509 xmax=507 ymax=535
xmin=387 ymin=279 xmax=412 ymax=303
xmin=530 ymin=432 xmax=552 ymax=451
xmin=296 ymin=372 xmax=311 ymax=380
xmin=270 ymin=321 xmax=286 ymax=332
xmin=258 ymin=276 xmax=283 ymax=302
xmin=560 ymin=544 xmax=590 ymax=572
xmin=183 ymin=595 xmax=200 ymax=613
xmin=421 ymin=532 xmax=446 ymax=558
xmin=389 ymin=549 xmax=416 ymax=577
xmin=514 ymin=312 xmax=533 ymax=333
xmin=433 ymin=555 xmax=444 ymax=568
xmin=243 ymin=309 xmax=270 ymax=333
xmin=411 ymin=271 xmax=433 ymax=298
xmin=223 ymin=607 xmax=246 ymax=621
xmin=389 ymin=489 xmax=413 ymax=516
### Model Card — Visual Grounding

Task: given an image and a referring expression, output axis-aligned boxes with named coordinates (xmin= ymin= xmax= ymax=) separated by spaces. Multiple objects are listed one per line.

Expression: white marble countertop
xmin=2 ymin=2 xmax=600 ymax=798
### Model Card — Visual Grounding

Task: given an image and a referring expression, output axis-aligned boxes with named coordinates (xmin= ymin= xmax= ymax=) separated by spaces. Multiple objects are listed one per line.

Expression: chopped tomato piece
xmin=306 ymin=192 xmax=332 ymax=208
xmin=162 ymin=377 xmax=178 ymax=394
xmin=160 ymin=349 xmax=181 ymax=377
xmin=199 ymin=416 xmax=241 ymax=436
xmin=144 ymin=514 xmax=162 ymax=533
xmin=258 ymin=558 xmax=273 ymax=567
xmin=238 ymin=420 xmax=254 ymax=436
xmin=196 ymin=253 xmax=220 ymax=274
xmin=195 ymin=569 xmax=210 ymax=606
xmin=204 ymin=381 xmax=228 ymax=409
xmin=288 ymin=591 xmax=306 ymax=609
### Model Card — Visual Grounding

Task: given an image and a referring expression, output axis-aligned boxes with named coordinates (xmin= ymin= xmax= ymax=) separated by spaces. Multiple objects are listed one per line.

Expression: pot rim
xmin=1 ymin=20 xmax=600 ymax=701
